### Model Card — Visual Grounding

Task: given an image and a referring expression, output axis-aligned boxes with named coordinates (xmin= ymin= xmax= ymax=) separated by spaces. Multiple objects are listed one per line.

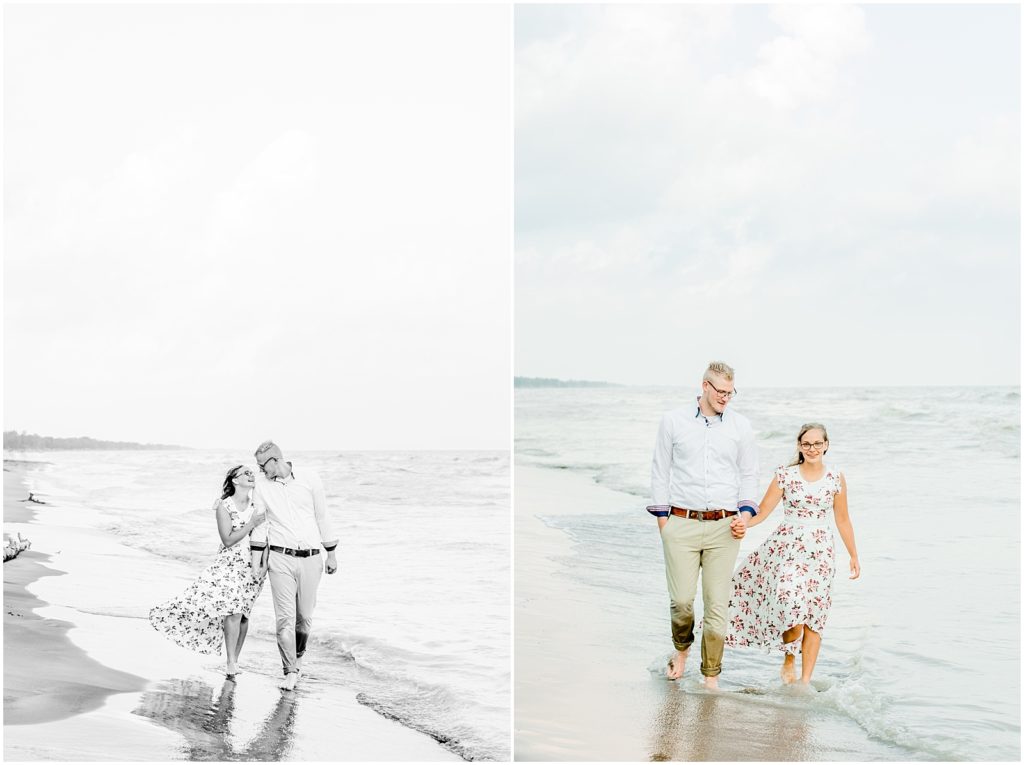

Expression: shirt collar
xmin=694 ymin=397 xmax=724 ymax=422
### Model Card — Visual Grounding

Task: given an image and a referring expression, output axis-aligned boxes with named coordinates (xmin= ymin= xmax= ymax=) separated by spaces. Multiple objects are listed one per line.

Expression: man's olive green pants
xmin=660 ymin=514 xmax=740 ymax=677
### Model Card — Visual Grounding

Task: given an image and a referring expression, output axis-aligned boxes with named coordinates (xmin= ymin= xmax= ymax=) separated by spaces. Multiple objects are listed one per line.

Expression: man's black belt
xmin=268 ymin=545 xmax=320 ymax=558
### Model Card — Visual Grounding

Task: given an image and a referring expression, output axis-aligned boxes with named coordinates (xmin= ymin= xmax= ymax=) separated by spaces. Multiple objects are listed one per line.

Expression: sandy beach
xmin=3 ymin=458 xmax=461 ymax=761
xmin=514 ymin=463 xmax=921 ymax=761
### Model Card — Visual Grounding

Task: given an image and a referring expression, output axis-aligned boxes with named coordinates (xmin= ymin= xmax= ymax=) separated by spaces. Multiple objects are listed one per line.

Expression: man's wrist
xmin=737 ymin=502 xmax=758 ymax=518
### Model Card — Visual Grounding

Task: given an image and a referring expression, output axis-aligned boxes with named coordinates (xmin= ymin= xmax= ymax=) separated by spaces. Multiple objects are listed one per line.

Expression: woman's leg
xmin=223 ymin=614 xmax=242 ymax=673
xmin=780 ymin=625 xmax=802 ymax=683
xmin=799 ymin=624 xmax=822 ymax=684
xmin=236 ymin=615 xmax=250 ymax=658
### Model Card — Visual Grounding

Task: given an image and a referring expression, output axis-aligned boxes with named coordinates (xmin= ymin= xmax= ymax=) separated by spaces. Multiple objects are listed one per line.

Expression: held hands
xmin=249 ymin=509 xmax=267 ymax=528
xmin=729 ymin=515 xmax=747 ymax=539
xmin=849 ymin=557 xmax=861 ymax=580
xmin=324 ymin=551 xmax=338 ymax=575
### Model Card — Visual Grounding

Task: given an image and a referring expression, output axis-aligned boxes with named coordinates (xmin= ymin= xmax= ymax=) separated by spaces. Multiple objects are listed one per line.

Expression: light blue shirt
xmin=651 ymin=399 xmax=759 ymax=511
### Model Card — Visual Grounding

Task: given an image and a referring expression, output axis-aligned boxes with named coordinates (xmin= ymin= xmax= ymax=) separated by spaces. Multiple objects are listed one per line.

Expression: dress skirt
xmin=725 ymin=516 xmax=836 ymax=655
xmin=149 ymin=499 xmax=265 ymax=655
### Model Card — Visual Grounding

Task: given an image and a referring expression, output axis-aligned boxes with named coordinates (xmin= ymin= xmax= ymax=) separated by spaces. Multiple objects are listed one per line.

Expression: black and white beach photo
xmin=4 ymin=3 xmax=511 ymax=761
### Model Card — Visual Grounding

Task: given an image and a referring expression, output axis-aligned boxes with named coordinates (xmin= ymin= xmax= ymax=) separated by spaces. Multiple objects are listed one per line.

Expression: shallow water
xmin=516 ymin=385 xmax=1020 ymax=761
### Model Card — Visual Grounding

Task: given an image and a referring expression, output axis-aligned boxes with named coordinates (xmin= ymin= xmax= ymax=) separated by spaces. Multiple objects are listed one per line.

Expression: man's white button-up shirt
xmin=651 ymin=400 xmax=759 ymax=511
xmin=250 ymin=468 xmax=338 ymax=550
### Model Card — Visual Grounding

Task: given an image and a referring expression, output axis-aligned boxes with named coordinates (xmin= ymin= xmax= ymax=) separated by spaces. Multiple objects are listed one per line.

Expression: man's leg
xmin=661 ymin=517 xmax=702 ymax=679
xmin=698 ymin=518 xmax=742 ymax=684
xmin=269 ymin=553 xmax=301 ymax=682
xmin=293 ymin=555 xmax=324 ymax=669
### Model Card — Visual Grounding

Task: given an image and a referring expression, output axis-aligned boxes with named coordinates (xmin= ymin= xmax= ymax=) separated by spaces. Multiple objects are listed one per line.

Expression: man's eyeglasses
xmin=799 ymin=441 xmax=827 ymax=451
xmin=705 ymin=380 xmax=737 ymax=400
xmin=258 ymin=457 xmax=278 ymax=474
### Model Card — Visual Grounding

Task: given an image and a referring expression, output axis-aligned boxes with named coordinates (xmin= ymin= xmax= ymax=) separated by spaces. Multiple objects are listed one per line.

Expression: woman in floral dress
xmin=726 ymin=423 xmax=860 ymax=685
xmin=150 ymin=465 xmax=268 ymax=676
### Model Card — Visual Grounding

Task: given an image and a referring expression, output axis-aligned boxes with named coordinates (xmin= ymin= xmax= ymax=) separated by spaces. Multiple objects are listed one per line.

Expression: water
xmin=516 ymin=385 xmax=1020 ymax=761
xmin=12 ymin=449 xmax=511 ymax=762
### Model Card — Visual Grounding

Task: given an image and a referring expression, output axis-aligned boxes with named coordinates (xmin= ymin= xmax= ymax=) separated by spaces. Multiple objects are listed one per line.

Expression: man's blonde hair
xmin=703 ymin=361 xmax=735 ymax=382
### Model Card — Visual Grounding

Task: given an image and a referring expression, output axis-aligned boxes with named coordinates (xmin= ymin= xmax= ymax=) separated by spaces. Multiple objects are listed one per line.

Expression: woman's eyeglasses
xmin=799 ymin=441 xmax=826 ymax=451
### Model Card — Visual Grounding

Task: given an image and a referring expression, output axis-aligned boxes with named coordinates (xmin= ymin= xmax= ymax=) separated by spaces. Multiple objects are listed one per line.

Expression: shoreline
xmin=3 ymin=458 xmax=461 ymax=761
xmin=4 ymin=461 xmax=148 ymax=725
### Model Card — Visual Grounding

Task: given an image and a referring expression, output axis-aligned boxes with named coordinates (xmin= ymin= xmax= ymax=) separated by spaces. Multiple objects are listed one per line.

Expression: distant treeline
xmin=3 ymin=431 xmax=185 ymax=451
xmin=514 ymin=376 xmax=620 ymax=388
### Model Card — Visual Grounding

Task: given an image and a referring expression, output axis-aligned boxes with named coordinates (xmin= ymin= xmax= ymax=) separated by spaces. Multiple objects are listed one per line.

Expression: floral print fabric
xmin=725 ymin=464 xmax=842 ymax=655
xmin=149 ymin=496 xmax=265 ymax=655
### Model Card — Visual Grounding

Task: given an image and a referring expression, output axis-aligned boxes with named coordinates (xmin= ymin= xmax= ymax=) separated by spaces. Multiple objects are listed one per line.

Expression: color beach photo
xmin=514 ymin=4 xmax=1019 ymax=762
xmin=4 ymin=3 xmax=511 ymax=761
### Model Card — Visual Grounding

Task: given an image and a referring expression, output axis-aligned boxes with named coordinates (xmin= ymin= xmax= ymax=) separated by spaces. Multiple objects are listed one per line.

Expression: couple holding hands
xmin=649 ymin=361 xmax=860 ymax=688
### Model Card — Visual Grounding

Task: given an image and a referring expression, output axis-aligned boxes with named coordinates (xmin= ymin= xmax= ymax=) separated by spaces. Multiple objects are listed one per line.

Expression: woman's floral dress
xmin=725 ymin=464 xmax=842 ymax=655
xmin=149 ymin=496 xmax=265 ymax=655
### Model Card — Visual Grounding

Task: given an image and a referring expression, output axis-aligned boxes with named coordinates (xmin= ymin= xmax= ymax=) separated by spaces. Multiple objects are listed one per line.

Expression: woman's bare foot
xmin=702 ymin=675 xmax=719 ymax=690
xmin=225 ymin=662 xmax=239 ymax=677
xmin=780 ymin=654 xmax=796 ymax=684
xmin=278 ymin=672 xmax=298 ymax=691
xmin=666 ymin=649 xmax=689 ymax=680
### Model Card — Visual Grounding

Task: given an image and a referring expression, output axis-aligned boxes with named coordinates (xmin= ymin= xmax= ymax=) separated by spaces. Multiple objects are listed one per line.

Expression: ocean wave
xmin=303 ymin=632 xmax=508 ymax=761
xmin=356 ymin=691 xmax=498 ymax=761
xmin=817 ymin=676 xmax=968 ymax=760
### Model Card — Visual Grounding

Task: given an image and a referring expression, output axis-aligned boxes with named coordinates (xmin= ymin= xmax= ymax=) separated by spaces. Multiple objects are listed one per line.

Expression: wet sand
xmin=3 ymin=459 xmax=460 ymax=761
xmin=514 ymin=463 xmax=919 ymax=761
xmin=5 ymin=459 xmax=148 ymax=726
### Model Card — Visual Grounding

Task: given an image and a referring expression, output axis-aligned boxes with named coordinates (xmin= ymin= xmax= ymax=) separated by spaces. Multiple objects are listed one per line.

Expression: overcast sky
xmin=515 ymin=4 xmax=1020 ymax=387
xmin=5 ymin=4 xmax=511 ymax=450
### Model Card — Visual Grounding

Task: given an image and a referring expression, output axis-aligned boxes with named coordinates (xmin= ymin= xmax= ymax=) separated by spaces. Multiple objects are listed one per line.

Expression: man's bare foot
xmin=780 ymin=654 xmax=796 ymax=684
xmin=278 ymin=672 xmax=298 ymax=691
xmin=702 ymin=675 xmax=719 ymax=690
xmin=666 ymin=649 xmax=689 ymax=680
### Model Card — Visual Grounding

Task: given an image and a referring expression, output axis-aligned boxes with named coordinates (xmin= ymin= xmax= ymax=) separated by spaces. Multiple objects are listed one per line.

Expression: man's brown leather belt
xmin=670 ymin=507 xmax=738 ymax=521
xmin=268 ymin=545 xmax=320 ymax=558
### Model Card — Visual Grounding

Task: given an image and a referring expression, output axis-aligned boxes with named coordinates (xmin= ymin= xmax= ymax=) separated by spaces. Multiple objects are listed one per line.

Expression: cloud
xmin=746 ymin=5 xmax=870 ymax=109
xmin=515 ymin=4 xmax=1019 ymax=385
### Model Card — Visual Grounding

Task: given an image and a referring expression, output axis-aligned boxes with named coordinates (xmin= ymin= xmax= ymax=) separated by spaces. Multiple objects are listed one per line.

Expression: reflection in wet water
xmin=133 ymin=677 xmax=298 ymax=761
xmin=648 ymin=683 xmax=811 ymax=762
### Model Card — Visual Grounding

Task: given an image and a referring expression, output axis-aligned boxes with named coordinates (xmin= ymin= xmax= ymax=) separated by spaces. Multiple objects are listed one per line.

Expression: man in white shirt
xmin=249 ymin=440 xmax=339 ymax=691
xmin=649 ymin=361 xmax=758 ymax=688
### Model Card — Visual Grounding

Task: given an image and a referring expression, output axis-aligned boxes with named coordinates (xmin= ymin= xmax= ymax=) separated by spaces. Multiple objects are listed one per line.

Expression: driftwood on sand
xmin=4 ymin=533 xmax=32 ymax=562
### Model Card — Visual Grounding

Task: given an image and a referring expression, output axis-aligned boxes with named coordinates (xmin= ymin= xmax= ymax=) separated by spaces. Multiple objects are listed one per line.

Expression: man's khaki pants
xmin=268 ymin=552 xmax=323 ymax=674
xmin=660 ymin=515 xmax=740 ymax=677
